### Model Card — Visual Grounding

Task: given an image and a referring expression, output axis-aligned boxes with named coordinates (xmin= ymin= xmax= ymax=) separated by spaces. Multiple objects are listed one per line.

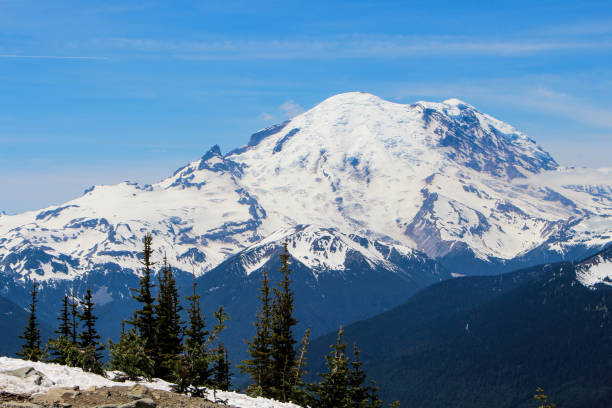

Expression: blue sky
xmin=1 ymin=0 xmax=612 ymax=213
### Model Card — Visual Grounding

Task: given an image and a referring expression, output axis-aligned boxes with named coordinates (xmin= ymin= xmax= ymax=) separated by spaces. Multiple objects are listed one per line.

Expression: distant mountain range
xmin=1 ymin=92 xmax=611 ymax=364
xmin=306 ymin=245 xmax=612 ymax=408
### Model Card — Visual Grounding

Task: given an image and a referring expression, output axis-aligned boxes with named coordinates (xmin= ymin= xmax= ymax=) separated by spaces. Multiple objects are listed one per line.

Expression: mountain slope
xmin=0 ymin=294 xmax=53 ymax=357
xmin=195 ymin=225 xmax=450 ymax=364
xmin=1 ymin=91 xmax=612 ymax=366
xmin=1 ymin=92 xmax=611 ymax=286
xmin=306 ymin=246 xmax=612 ymax=408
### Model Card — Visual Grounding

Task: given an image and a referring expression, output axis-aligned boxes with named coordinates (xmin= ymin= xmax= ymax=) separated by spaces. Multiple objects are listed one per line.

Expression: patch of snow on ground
xmin=576 ymin=257 xmax=612 ymax=288
xmin=0 ymin=357 xmax=302 ymax=408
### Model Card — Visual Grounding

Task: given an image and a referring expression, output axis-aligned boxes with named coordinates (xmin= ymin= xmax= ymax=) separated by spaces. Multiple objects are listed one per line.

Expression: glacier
xmin=1 ymin=91 xmax=611 ymax=282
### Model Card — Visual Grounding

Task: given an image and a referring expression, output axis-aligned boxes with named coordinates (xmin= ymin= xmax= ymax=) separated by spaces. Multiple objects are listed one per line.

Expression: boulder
xmin=0 ymin=368 xmax=46 ymax=386
xmin=117 ymin=398 xmax=156 ymax=408
xmin=127 ymin=385 xmax=149 ymax=400
xmin=31 ymin=387 xmax=80 ymax=406
xmin=0 ymin=403 xmax=43 ymax=408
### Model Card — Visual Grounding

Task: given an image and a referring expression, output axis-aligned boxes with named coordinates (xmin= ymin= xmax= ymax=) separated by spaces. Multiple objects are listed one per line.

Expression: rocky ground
xmin=0 ymin=384 xmax=224 ymax=408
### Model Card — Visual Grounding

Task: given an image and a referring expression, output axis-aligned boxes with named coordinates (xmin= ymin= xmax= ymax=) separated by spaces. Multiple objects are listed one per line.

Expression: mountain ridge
xmin=2 ymin=91 xmax=610 ymax=285
xmin=305 ymin=245 xmax=612 ymax=408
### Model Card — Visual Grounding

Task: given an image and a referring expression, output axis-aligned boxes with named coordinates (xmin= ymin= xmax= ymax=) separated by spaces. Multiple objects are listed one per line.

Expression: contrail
xmin=0 ymin=54 xmax=108 ymax=60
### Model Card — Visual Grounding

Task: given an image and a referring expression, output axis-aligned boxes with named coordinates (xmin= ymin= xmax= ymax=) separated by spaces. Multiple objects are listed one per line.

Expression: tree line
xmin=16 ymin=233 xmax=399 ymax=407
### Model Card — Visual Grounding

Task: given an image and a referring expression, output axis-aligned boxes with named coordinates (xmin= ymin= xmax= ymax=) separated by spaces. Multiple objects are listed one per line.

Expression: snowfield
xmin=0 ymin=356 xmax=302 ymax=408
xmin=1 ymin=91 xmax=611 ymax=283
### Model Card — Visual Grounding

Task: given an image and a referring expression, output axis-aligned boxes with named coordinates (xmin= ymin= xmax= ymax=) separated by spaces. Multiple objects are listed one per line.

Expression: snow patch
xmin=0 ymin=357 xmax=302 ymax=408
xmin=576 ymin=256 xmax=612 ymax=288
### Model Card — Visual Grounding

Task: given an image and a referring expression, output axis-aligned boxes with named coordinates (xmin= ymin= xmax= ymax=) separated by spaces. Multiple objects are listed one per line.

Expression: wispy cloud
xmin=387 ymin=77 xmax=612 ymax=130
xmin=257 ymin=100 xmax=305 ymax=122
xmin=0 ymin=54 xmax=107 ymax=60
xmin=520 ymin=87 xmax=612 ymax=129
xmin=279 ymin=100 xmax=305 ymax=118
xmin=95 ymin=34 xmax=612 ymax=60
xmin=537 ymin=19 xmax=612 ymax=36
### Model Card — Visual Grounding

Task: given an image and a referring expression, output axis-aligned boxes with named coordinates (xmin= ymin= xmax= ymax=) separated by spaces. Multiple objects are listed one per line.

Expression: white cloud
xmin=387 ymin=78 xmax=612 ymax=130
xmin=519 ymin=87 xmax=612 ymax=129
xmin=279 ymin=100 xmax=304 ymax=118
xmin=518 ymin=167 xmax=612 ymax=188
xmin=259 ymin=112 xmax=274 ymax=121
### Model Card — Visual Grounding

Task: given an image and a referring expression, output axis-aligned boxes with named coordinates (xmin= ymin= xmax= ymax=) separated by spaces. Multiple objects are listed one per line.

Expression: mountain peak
xmin=318 ymin=91 xmax=385 ymax=105
xmin=1 ymin=92 xmax=608 ymax=285
xmin=442 ymin=98 xmax=472 ymax=108
xmin=202 ymin=144 xmax=222 ymax=161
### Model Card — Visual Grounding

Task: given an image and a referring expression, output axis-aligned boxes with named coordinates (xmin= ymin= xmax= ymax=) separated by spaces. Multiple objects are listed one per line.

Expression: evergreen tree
xmin=534 ymin=388 xmax=557 ymax=408
xmin=78 ymin=287 xmax=103 ymax=363
xmin=213 ymin=344 xmax=232 ymax=391
xmin=291 ymin=328 xmax=311 ymax=406
xmin=48 ymin=294 xmax=73 ymax=364
xmin=270 ymin=242 xmax=298 ymax=402
xmin=17 ymin=283 xmax=43 ymax=362
xmin=172 ymin=282 xmax=212 ymax=397
xmin=240 ymin=268 xmax=273 ymax=396
xmin=313 ymin=326 xmax=352 ymax=408
xmin=70 ymin=294 xmax=78 ymax=344
xmin=46 ymin=337 xmax=80 ymax=367
xmin=155 ymin=255 xmax=183 ymax=379
xmin=349 ymin=344 xmax=383 ymax=408
xmin=107 ymin=327 xmax=155 ymax=380
xmin=365 ymin=381 xmax=384 ymax=408
xmin=56 ymin=295 xmax=71 ymax=338
xmin=173 ymin=281 xmax=230 ymax=397
xmin=130 ymin=233 xmax=157 ymax=357
xmin=184 ymin=282 xmax=208 ymax=353
xmin=348 ymin=344 xmax=369 ymax=407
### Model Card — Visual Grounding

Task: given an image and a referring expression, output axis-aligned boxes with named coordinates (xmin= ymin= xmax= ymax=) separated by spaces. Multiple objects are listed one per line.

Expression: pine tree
xmin=172 ymin=282 xmax=212 ymax=397
xmin=240 ymin=268 xmax=273 ymax=396
xmin=56 ymin=295 xmax=71 ymax=338
xmin=17 ymin=283 xmax=43 ymax=362
xmin=155 ymin=255 xmax=183 ymax=379
xmin=78 ymin=287 xmax=104 ymax=371
xmin=213 ymin=344 xmax=232 ymax=391
xmin=348 ymin=344 xmax=383 ymax=408
xmin=270 ymin=242 xmax=298 ymax=402
xmin=534 ymin=387 xmax=557 ymax=408
xmin=130 ymin=233 xmax=157 ymax=358
xmin=184 ymin=282 xmax=208 ymax=353
xmin=70 ymin=294 xmax=78 ymax=344
xmin=173 ymin=281 xmax=231 ymax=397
xmin=291 ymin=328 xmax=311 ymax=406
xmin=48 ymin=294 xmax=73 ymax=364
xmin=107 ymin=327 xmax=155 ymax=380
xmin=313 ymin=326 xmax=352 ymax=408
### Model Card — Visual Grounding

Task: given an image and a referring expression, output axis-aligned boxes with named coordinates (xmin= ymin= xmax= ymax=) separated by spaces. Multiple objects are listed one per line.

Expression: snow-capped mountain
xmin=2 ymin=90 xmax=612 ymax=362
xmin=194 ymin=224 xmax=450 ymax=364
xmin=1 ymin=92 xmax=610 ymax=284
xmin=233 ymin=224 xmax=442 ymax=278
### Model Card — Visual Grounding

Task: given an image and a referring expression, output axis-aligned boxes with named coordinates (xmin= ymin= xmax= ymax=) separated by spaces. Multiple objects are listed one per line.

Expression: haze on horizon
xmin=1 ymin=0 xmax=612 ymax=214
